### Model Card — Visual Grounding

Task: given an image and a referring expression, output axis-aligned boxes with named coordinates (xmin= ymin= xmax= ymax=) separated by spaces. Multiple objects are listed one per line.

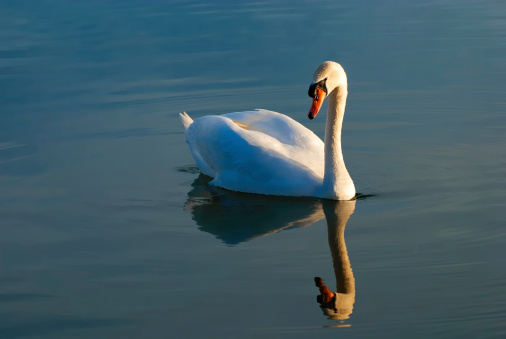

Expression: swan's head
xmin=308 ymin=61 xmax=347 ymax=119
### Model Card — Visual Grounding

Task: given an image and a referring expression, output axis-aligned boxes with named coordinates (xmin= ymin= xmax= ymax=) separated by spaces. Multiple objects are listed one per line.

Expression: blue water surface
xmin=0 ymin=0 xmax=505 ymax=338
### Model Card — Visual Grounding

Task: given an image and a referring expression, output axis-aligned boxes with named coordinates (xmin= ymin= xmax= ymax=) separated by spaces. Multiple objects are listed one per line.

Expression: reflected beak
xmin=308 ymin=88 xmax=326 ymax=120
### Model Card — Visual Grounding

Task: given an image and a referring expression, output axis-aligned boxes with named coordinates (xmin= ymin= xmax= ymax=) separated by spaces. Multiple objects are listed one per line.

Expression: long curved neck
xmin=321 ymin=85 xmax=354 ymax=200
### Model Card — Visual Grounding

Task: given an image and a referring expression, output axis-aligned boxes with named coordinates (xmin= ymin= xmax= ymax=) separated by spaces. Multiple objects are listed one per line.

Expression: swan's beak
xmin=308 ymin=88 xmax=326 ymax=120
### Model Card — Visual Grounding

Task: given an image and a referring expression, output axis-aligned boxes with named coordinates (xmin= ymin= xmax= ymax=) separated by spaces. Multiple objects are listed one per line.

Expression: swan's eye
xmin=310 ymin=79 xmax=327 ymax=96
xmin=318 ymin=78 xmax=328 ymax=95
xmin=308 ymin=79 xmax=328 ymax=98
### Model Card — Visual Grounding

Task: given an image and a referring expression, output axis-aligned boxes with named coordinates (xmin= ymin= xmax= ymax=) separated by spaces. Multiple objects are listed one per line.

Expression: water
xmin=1 ymin=0 xmax=505 ymax=337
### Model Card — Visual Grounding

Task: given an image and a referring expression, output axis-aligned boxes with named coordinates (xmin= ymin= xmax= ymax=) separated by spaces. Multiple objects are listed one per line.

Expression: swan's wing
xmin=223 ymin=109 xmax=323 ymax=150
xmin=222 ymin=109 xmax=325 ymax=178
xmin=186 ymin=115 xmax=322 ymax=196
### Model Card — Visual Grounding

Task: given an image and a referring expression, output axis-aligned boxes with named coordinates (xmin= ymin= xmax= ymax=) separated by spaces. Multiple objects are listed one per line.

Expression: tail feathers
xmin=179 ymin=112 xmax=193 ymax=133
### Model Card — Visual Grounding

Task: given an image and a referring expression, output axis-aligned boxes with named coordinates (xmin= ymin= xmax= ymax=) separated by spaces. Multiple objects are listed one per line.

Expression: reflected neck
xmin=320 ymin=85 xmax=355 ymax=200
xmin=323 ymin=201 xmax=356 ymax=295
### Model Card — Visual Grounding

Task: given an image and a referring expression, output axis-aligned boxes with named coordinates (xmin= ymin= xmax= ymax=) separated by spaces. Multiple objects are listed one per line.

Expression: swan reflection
xmin=185 ymin=175 xmax=357 ymax=325
xmin=315 ymin=200 xmax=356 ymax=326
xmin=185 ymin=174 xmax=324 ymax=245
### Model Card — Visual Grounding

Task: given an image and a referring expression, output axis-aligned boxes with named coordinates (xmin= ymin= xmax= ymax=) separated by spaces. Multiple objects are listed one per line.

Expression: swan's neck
xmin=320 ymin=85 xmax=355 ymax=200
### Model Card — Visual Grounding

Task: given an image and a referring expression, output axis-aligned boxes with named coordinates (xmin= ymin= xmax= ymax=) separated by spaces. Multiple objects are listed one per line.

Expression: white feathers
xmin=183 ymin=109 xmax=324 ymax=196
xmin=179 ymin=112 xmax=193 ymax=134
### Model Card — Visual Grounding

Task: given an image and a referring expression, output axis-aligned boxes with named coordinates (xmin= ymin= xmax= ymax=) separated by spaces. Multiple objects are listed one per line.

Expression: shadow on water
xmin=184 ymin=172 xmax=361 ymax=327
xmin=184 ymin=174 xmax=324 ymax=245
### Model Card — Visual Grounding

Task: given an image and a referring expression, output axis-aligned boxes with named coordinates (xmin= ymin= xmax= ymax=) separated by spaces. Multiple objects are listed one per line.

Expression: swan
xmin=179 ymin=61 xmax=355 ymax=200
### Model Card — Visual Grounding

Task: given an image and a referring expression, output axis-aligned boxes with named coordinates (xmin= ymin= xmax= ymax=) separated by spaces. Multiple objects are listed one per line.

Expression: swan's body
xmin=180 ymin=61 xmax=355 ymax=200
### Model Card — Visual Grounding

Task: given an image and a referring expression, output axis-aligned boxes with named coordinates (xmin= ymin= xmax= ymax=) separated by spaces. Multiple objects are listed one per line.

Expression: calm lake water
xmin=1 ymin=0 xmax=505 ymax=338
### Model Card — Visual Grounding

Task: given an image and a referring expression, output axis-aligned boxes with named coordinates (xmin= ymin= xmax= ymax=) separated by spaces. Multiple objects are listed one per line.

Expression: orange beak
xmin=308 ymin=88 xmax=326 ymax=120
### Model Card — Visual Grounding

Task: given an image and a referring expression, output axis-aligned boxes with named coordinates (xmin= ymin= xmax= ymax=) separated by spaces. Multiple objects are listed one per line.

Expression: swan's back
xmin=183 ymin=109 xmax=325 ymax=197
xmin=223 ymin=110 xmax=319 ymax=147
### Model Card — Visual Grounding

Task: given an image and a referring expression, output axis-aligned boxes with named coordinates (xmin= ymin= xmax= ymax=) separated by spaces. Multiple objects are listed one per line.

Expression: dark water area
xmin=1 ymin=0 xmax=505 ymax=338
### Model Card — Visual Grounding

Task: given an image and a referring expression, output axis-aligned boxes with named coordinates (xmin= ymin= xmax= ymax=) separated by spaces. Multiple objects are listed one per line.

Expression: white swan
xmin=179 ymin=61 xmax=355 ymax=200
